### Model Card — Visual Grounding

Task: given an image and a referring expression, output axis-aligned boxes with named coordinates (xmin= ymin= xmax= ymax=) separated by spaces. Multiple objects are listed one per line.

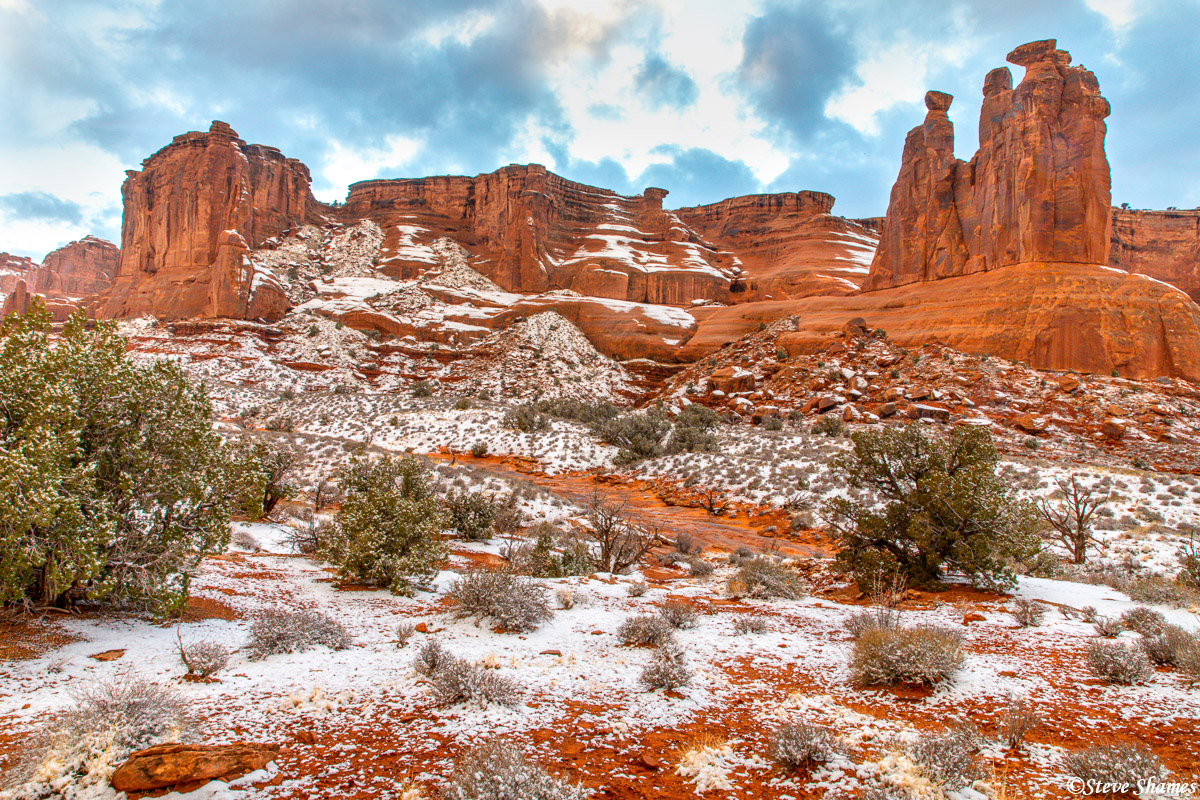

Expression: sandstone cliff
xmin=35 ymin=236 xmax=118 ymax=297
xmin=1110 ymin=207 xmax=1200 ymax=301
xmin=0 ymin=252 xmax=38 ymax=296
xmin=91 ymin=122 xmax=317 ymax=322
xmin=865 ymin=39 xmax=1112 ymax=289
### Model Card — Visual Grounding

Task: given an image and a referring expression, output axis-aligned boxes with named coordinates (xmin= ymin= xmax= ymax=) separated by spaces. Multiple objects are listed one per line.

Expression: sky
xmin=1 ymin=0 xmax=1198 ymax=260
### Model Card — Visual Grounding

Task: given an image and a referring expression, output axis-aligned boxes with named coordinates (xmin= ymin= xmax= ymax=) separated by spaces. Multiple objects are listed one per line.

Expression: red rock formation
xmin=91 ymin=122 xmax=315 ymax=322
xmin=35 ymin=235 xmax=118 ymax=296
xmin=110 ymin=743 xmax=279 ymax=793
xmin=1110 ymin=207 xmax=1200 ymax=301
xmin=0 ymin=252 xmax=38 ymax=295
xmin=682 ymin=264 xmax=1200 ymax=382
xmin=865 ymin=39 xmax=1112 ymax=290
xmin=0 ymin=279 xmax=77 ymax=321
xmin=674 ymin=192 xmax=878 ymax=300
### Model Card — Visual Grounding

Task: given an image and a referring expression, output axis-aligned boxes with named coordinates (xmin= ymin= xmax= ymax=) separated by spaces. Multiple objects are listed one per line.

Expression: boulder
xmin=110 ymin=743 xmax=279 ymax=793
xmin=1101 ymin=419 xmax=1127 ymax=440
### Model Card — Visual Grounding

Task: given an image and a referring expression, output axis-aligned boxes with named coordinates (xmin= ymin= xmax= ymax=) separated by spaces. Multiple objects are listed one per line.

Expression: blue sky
xmin=1 ymin=0 xmax=1198 ymax=259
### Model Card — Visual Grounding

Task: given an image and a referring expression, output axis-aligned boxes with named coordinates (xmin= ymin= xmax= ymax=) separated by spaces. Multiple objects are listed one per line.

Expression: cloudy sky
xmin=1 ymin=0 xmax=1198 ymax=259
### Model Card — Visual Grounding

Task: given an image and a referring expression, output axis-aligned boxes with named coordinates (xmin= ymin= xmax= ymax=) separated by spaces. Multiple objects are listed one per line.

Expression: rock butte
xmin=4 ymin=39 xmax=1196 ymax=382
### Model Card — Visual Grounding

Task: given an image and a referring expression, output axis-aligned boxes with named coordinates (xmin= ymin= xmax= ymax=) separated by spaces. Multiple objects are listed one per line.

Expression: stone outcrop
xmin=1110 ymin=207 xmax=1200 ymax=301
xmin=110 ymin=743 xmax=279 ymax=793
xmin=91 ymin=121 xmax=314 ymax=322
xmin=0 ymin=252 xmax=38 ymax=295
xmin=0 ymin=279 xmax=77 ymax=321
xmin=865 ymin=39 xmax=1112 ymax=289
xmin=35 ymin=235 xmax=118 ymax=296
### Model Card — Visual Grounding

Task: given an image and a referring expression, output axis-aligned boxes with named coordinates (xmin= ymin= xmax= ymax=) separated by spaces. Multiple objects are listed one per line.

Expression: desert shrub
xmin=998 ymin=696 xmax=1041 ymax=750
xmin=443 ymin=489 xmax=500 ymax=541
xmin=675 ymin=531 xmax=700 ymax=555
xmin=176 ymin=636 xmax=231 ymax=679
xmin=659 ymin=600 xmax=699 ymax=629
xmin=442 ymin=738 xmax=587 ymax=800
xmin=824 ymin=424 xmax=1040 ymax=592
xmin=508 ymin=523 xmax=596 ymax=578
xmin=1178 ymin=533 xmax=1200 ymax=590
xmin=850 ymin=625 xmax=964 ymax=686
xmin=639 ymin=643 xmax=692 ymax=690
xmin=503 ymin=403 xmax=549 ymax=433
xmin=626 ymin=580 xmax=648 ymax=597
xmin=1012 ymin=598 xmax=1047 ymax=628
xmin=284 ymin=511 xmax=327 ymax=556
xmin=1126 ymin=574 xmax=1200 ymax=608
xmin=246 ymin=608 xmax=351 ymax=660
xmin=733 ymin=614 xmax=769 ymax=634
xmin=447 ymin=570 xmax=553 ymax=633
xmin=1141 ymin=624 xmax=1200 ymax=666
xmin=727 ymin=557 xmax=805 ymax=599
xmin=618 ymin=613 xmax=675 ymax=647
xmin=685 ymin=556 xmax=714 ymax=577
xmin=0 ymin=311 xmax=263 ymax=612
xmin=1086 ymin=640 xmax=1153 ymax=684
xmin=411 ymin=380 xmax=433 ymax=398
xmin=470 ymin=441 xmax=489 ymax=458
xmin=598 ymin=409 xmax=673 ymax=463
xmin=1119 ymin=606 xmax=1166 ymax=637
xmin=1060 ymin=743 xmax=1164 ymax=791
xmin=582 ymin=493 xmax=661 ymax=574
xmin=1092 ymin=616 xmax=1124 ymax=638
xmin=454 ymin=397 xmax=472 ymax=410
xmin=7 ymin=675 xmax=196 ymax=792
xmin=229 ymin=436 xmax=299 ymax=519
xmin=431 ymin=656 xmax=519 ymax=707
xmin=667 ymin=405 xmax=720 ymax=455
xmin=906 ymin=723 xmax=982 ymax=790
xmin=533 ymin=397 xmax=619 ymax=428
xmin=321 ymin=456 xmax=448 ymax=595
xmin=768 ymin=721 xmax=837 ymax=768
xmin=813 ymin=414 xmax=845 ymax=437
xmin=760 ymin=414 xmax=784 ymax=431
xmin=844 ymin=607 xmax=901 ymax=639
xmin=414 ymin=639 xmax=453 ymax=678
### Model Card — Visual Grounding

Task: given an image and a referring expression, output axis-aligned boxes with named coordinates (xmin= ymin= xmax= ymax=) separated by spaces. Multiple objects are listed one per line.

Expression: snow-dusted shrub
xmin=442 ymin=489 xmax=501 ymax=541
xmin=639 ymin=643 xmax=692 ymax=691
xmin=442 ymin=738 xmax=587 ymax=800
xmin=659 ymin=600 xmax=699 ymax=630
xmin=1140 ymin=624 xmax=1198 ymax=666
xmin=768 ymin=721 xmax=837 ymax=769
xmin=1086 ymin=640 xmax=1153 ymax=684
xmin=733 ymin=614 xmax=768 ymax=635
xmin=685 ymin=555 xmax=715 ymax=577
xmin=431 ymin=657 xmax=519 ymax=707
xmin=844 ymin=607 xmax=901 ymax=639
xmin=998 ymin=696 xmax=1041 ymax=751
xmin=176 ymin=637 xmax=231 ymax=678
xmin=396 ymin=623 xmax=416 ymax=648
xmin=1011 ymin=598 xmax=1046 ymax=628
xmin=508 ymin=523 xmax=595 ymax=578
xmin=502 ymin=403 xmax=549 ymax=433
xmin=727 ymin=557 xmax=805 ymax=599
xmin=246 ymin=608 xmax=351 ymax=660
xmin=813 ymin=413 xmax=845 ymax=437
xmin=617 ymin=613 xmax=675 ymax=647
xmin=1060 ymin=743 xmax=1164 ymax=789
xmin=7 ymin=675 xmax=195 ymax=794
xmin=1092 ymin=615 xmax=1124 ymax=638
xmin=414 ymin=639 xmax=452 ymax=678
xmin=1119 ymin=606 xmax=1166 ymax=637
xmin=906 ymin=723 xmax=982 ymax=790
xmin=850 ymin=625 xmax=964 ymax=686
xmin=448 ymin=570 xmax=553 ymax=633
xmin=626 ymin=580 xmax=648 ymax=597
xmin=322 ymin=456 xmax=448 ymax=596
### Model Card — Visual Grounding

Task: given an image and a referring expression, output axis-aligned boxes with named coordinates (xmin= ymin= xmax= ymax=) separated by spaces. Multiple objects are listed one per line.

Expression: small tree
xmin=0 ymin=308 xmax=261 ymax=612
xmin=231 ymin=437 xmax=299 ymax=519
xmin=1036 ymin=475 xmax=1109 ymax=564
xmin=582 ymin=492 xmax=661 ymax=574
xmin=321 ymin=456 xmax=447 ymax=595
xmin=824 ymin=423 xmax=1039 ymax=591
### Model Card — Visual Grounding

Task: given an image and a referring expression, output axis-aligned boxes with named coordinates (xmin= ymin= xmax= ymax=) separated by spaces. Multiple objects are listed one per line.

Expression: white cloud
xmin=315 ymin=135 xmax=423 ymax=202
xmin=1084 ymin=0 xmax=1143 ymax=31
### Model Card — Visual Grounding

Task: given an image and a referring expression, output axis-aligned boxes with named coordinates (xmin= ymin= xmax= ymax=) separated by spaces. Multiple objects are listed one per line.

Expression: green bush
xmin=320 ymin=456 xmax=447 ymax=595
xmin=411 ymin=380 xmax=433 ymax=398
xmin=229 ymin=437 xmax=298 ymax=519
xmin=824 ymin=423 xmax=1039 ymax=591
xmin=0 ymin=310 xmax=261 ymax=612
xmin=813 ymin=413 xmax=845 ymax=437
xmin=598 ymin=409 xmax=673 ymax=463
xmin=502 ymin=403 xmax=549 ymax=433
xmin=443 ymin=489 xmax=500 ymax=541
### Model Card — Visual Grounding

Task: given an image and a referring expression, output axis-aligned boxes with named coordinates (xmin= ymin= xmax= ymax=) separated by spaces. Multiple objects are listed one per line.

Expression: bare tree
xmin=695 ymin=485 xmax=728 ymax=517
xmin=1036 ymin=475 xmax=1109 ymax=564
xmin=313 ymin=477 xmax=340 ymax=512
xmin=582 ymin=492 xmax=662 ymax=574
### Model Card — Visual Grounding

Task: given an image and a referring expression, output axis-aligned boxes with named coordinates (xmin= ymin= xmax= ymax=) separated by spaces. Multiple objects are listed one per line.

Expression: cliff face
xmin=0 ymin=252 xmax=38 ymax=296
xmin=865 ymin=39 xmax=1112 ymax=290
xmin=1110 ymin=207 xmax=1200 ymax=301
xmin=91 ymin=122 xmax=315 ymax=322
xmin=36 ymin=236 xmax=118 ymax=297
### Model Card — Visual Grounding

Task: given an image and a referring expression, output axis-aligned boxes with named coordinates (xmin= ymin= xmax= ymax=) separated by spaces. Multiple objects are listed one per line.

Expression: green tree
xmin=231 ymin=437 xmax=298 ymax=518
xmin=0 ymin=308 xmax=262 ymax=611
xmin=321 ymin=455 xmax=447 ymax=595
xmin=824 ymin=423 xmax=1038 ymax=591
